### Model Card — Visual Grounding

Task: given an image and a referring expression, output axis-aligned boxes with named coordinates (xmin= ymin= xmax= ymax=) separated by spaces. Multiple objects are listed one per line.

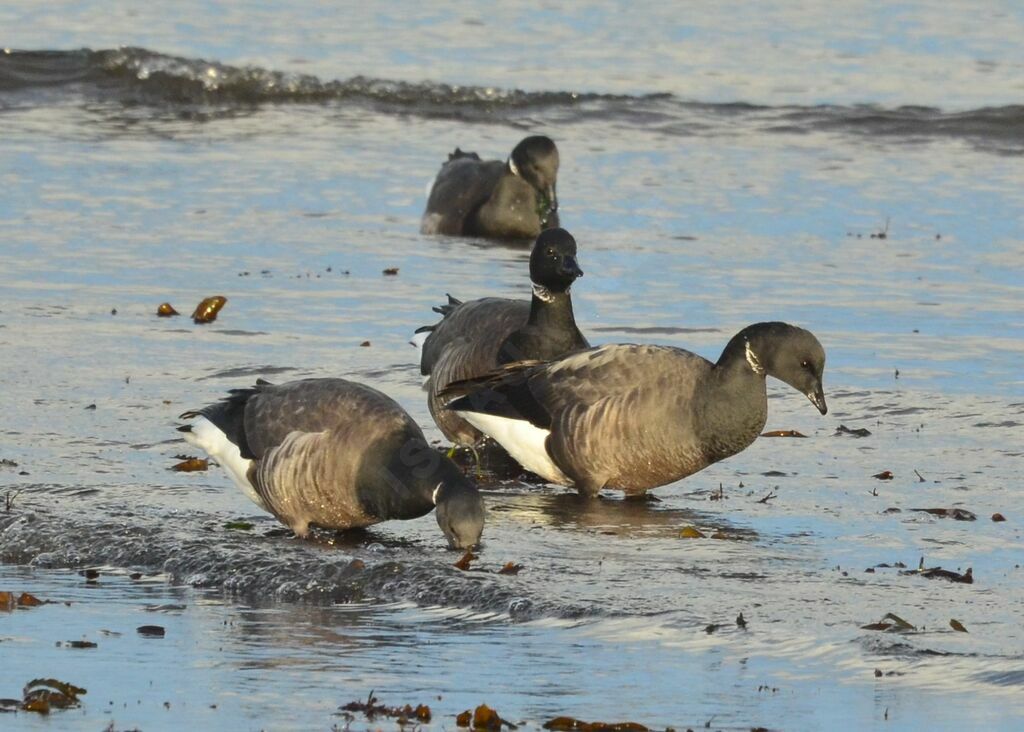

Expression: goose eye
xmin=547 ymin=248 xmax=555 ymax=256
xmin=801 ymin=359 xmax=811 ymax=370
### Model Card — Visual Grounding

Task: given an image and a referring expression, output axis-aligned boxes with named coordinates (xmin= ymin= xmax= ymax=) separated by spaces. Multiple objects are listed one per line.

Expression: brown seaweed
xmin=191 ymin=295 xmax=227 ymax=324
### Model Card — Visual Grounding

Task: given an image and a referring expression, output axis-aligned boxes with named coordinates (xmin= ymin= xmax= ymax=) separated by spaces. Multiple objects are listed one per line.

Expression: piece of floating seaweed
xmin=761 ymin=429 xmax=807 ymax=437
xmin=171 ymin=456 xmax=209 ymax=472
xmin=457 ymin=704 xmax=516 ymax=730
xmin=861 ymin=612 xmax=916 ymax=633
xmin=191 ymin=295 xmax=227 ymax=324
xmin=910 ymin=507 xmax=976 ymax=521
xmin=454 ymin=550 xmax=477 ymax=571
xmin=59 ymin=640 xmax=97 ymax=649
xmin=339 ymin=691 xmax=431 ymax=723
xmin=0 ymin=591 xmax=48 ymax=610
xmin=0 ymin=678 xmax=87 ymax=715
xmin=543 ymin=717 xmax=650 ymax=731
xmin=900 ymin=558 xmax=973 ymax=584
xmin=835 ymin=424 xmax=871 ymax=437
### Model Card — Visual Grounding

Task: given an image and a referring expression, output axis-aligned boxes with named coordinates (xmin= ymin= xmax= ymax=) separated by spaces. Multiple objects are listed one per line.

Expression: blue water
xmin=2 ymin=2 xmax=1023 ymax=730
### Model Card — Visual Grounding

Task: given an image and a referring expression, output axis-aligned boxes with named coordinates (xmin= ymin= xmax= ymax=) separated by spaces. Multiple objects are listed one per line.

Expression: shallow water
xmin=2 ymin=2 xmax=1024 ymax=729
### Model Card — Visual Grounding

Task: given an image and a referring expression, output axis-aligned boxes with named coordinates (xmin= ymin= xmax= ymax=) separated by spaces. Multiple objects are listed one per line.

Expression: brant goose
xmin=415 ymin=227 xmax=588 ymax=446
xmin=420 ymin=136 xmax=560 ymax=240
xmin=178 ymin=378 xmax=484 ymax=549
xmin=442 ymin=322 xmax=827 ymax=496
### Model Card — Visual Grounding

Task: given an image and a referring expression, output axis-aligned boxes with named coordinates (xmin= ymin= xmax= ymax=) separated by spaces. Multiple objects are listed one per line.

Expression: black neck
xmin=528 ymin=288 xmax=577 ymax=330
xmin=359 ymin=435 xmax=469 ymax=520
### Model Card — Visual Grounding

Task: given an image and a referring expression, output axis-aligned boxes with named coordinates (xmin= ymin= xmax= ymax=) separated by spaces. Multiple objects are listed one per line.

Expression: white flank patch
xmin=457 ymin=411 xmax=568 ymax=484
xmin=409 ymin=331 xmax=433 ymax=387
xmin=421 ymin=212 xmax=443 ymax=235
xmin=410 ymin=330 xmax=429 ymax=356
xmin=182 ymin=416 xmax=267 ymax=510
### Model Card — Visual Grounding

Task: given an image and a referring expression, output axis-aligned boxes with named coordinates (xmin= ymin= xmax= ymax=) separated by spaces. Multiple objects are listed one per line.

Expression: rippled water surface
xmin=2 ymin=2 xmax=1023 ymax=730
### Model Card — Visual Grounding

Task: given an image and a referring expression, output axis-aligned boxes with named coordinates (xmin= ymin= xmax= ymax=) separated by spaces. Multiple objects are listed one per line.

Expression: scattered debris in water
xmin=910 ymin=507 xmax=976 ymax=521
xmin=0 ymin=458 xmax=18 ymax=468
xmin=136 ymin=625 xmax=166 ymax=638
xmin=498 ymin=562 xmax=523 ymax=575
xmin=172 ymin=457 xmax=209 ymax=472
xmin=761 ymin=429 xmax=807 ymax=437
xmin=223 ymin=521 xmax=254 ymax=531
xmin=191 ymin=295 xmax=227 ymax=324
xmin=992 ymin=513 xmax=1006 ymax=522
xmin=950 ymin=619 xmax=968 ymax=633
xmin=873 ymin=471 xmax=894 ymax=480
xmin=861 ymin=612 xmax=916 ymax=632
xmin=156 ymin=302 xmax=180 ymax=317
xmin=456 ymin=703 xmax=515 ymax=729
xmin=913 ymin=469 xmax=926 ymax=482
xmin=736 ymin=612 xmax=747 ymax=629
xmin=382 ymin=267 xmax=399 ymax=276
xmin=835 ymin=424 xmax=871 ymax=437
xmin=359 ymin=340 xmax=371 ymax=347
xmin=704 ymin=623 xmax=721 ymax=634
xmin=679 ymin=525 xmax=705 ymax=539
xmin=756 ymin=490 xmax=778 ymax=503
xmin=543 ymin=717 xmax=649 ymax=731
xmin=80 ymin=569 xmax=100 ymax=582
xmin=338 ymin=691 xmax=431 ymax=723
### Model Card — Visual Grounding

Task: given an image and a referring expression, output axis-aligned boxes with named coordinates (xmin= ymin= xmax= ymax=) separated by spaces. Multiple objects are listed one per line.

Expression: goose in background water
xmin=442 ymin=322 xmax=827 ymax=497
xmin=178 ymin=378 xmax=484 ymax=549
xmin=420 ymin=135 xmax=560 ymax=240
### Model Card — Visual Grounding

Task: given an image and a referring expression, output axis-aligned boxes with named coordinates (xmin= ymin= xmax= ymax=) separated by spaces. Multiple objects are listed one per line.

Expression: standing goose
xmin=441 ymin=322 xmax=827 ymax=497
xmin=415 ymin=227 xmax=589 ymax=447
xmin=420 ymin=136 xmax=560 ymax=240
xmin=178 ymin=378 xmax=484 ymax=549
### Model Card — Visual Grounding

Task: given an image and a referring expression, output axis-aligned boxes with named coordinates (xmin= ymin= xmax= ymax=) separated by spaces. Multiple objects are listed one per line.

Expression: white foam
xmin=182 ymin=416 xmax=267 ymax=510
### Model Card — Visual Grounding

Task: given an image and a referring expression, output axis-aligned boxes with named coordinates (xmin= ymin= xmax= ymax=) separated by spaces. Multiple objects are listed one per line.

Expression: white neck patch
xmin=432 ymin=482 xmax=443 ymax=505
xmin=745 ymin=340 xmax=765 ymax=375
xmin=508 ymin=156 xmax=521 ymax=178
xmin=532 ymin=283 xmax=555 ymax=302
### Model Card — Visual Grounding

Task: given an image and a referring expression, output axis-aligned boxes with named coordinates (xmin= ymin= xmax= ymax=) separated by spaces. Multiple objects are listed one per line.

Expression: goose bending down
xmin=178 ymin=378 xmax=484 ymax=549
xmin=415 ymin=227 xmax=589 ymax=447
xmin=420 ymin=136 xmax=560 ymax=240
xmin=441 ymin=322 xmax=828 ymax=497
